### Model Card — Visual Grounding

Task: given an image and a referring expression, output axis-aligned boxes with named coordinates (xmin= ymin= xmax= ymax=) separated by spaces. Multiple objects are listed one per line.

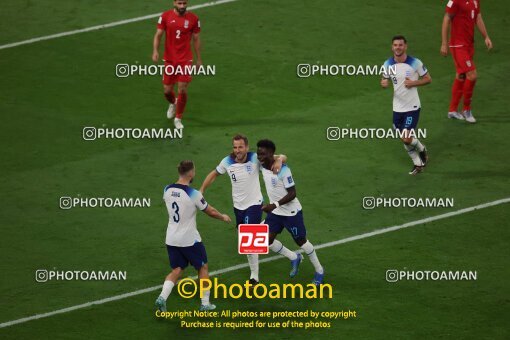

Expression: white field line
xmin=0 ymin=0 xmax=240 ymax=50
xmin=1 ymin=197 xmax=508 ymax=329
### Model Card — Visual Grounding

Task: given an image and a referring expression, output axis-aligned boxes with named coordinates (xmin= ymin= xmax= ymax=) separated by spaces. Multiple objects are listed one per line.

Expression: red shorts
xmin=162 ymin=60 xmax=193 ymax=85
xmin=450 ymin=46 xmax=475 ymax=74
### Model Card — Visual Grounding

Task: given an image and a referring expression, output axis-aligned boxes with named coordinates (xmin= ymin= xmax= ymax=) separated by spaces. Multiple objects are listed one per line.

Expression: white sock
xmin=301 ymin=241 xmax=324 ymax=274
xmin=201 ymin=289 xmax=211 ymax=306
xmin=269 ymin=239 xmax=298 ymax=260
xmin=404 ymin=144 xmax=423 ymax=166
xmin=410 ymin=138 xmax=425 ymax=152
xmin=160 ymin=280 xmax=174 ymax=300
xmin=247 ymin=254 xmax=259 ymax=281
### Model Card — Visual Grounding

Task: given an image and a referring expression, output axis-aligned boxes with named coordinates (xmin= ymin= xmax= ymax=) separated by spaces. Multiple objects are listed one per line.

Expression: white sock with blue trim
xmin=246 ymin=254 xmax=259 ymax=281
xmin=410 ymin=138 xmax=425 ymax=152
xmin=160 ymin=280 xmax=174 ymax=300
xmin=269 ymin=239 xmax=298 ymax=260
xmin=201 ymin=289 xmax=211 ymax=306
xmin=404 ymin=144 xmax=423 ymax=166
xmin=301 ymin=241 xmax=323 ymax=274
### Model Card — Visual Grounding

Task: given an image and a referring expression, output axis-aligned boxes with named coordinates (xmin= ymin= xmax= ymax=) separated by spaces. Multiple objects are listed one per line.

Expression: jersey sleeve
xmin=445 ymin=0 xmax=459 ymax=16
xmin=215 ymin=157 xmax=229 ymax=175
xmin=382 ymin=59 xmax=391 ymax=79
xmin=415 ymin=58 xmax=428 ymax=76
xmin=163 ymin=184 xmax=171 ymax=199
xmin=192 ymin=189 xmax=208 ymax=211
xmin=192 ymin=16 xmax=201 ymax=34
xmin=157 ymin=12 xmax=166 ymax=30
xmin=248 ymin=152 xmax=261 ymax=172
xmin=278 ymin=166 xmax=295 ymax=189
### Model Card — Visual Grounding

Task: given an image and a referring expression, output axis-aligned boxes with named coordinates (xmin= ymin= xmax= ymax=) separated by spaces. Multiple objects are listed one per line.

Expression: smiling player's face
xmin=232 ymin=140 xmax=248 ymax=162
xmin=257 ymin=147 xmax=272 ymax=167
xmin=392 ymin=40 xmax=407 ymax=57
xmin=174 ymin=0 xmax=188 ymax=15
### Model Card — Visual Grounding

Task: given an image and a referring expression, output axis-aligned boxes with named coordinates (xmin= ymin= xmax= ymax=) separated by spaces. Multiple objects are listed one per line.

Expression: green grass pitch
xmin=1 ymin=0 xmax=509 ymax=338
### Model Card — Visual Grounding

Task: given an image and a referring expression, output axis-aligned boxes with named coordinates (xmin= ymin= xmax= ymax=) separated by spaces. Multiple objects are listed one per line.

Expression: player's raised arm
xmin=203 ymin=204 xmax=231 ymax=223
xmin=262 ymin=186 xmax=297 ymax=213
xmin=441 ymin=14 xmax=452 ymax=56
xmin=152 ymin=28 xmax=164 ymax=63
xmin=200 ymin=170 xmax=219 ymax=193
xmin=476 ymin=14 xmax=493 ymax=51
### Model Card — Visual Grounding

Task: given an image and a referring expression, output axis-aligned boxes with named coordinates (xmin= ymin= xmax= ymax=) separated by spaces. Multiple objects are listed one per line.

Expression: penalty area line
xmin=1 ymin=197 xmax=508 ymax=328
xmin=0 ymin=0 xmax=241 ymax=50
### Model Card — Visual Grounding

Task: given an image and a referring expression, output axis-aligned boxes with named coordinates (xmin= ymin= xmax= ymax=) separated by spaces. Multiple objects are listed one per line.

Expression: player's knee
xmin=164 ymin=88 xmax=174 ymax=96
xmin=402 ymin=137 xmax=412 ymax=145
xmin=268 ymin=233 xmax=277 ymax=245
xmin=170 ymin=267 xmax=183 ymax=278
xmin=457 ymin=73 xmax=466 ymax=80
xmin=294 ymin=237 xmax=307 ymax=247
xmin=466 ymin=71 xmax=477 ymax=81
xmin=177 ymin=87 xmax=187 ymax=94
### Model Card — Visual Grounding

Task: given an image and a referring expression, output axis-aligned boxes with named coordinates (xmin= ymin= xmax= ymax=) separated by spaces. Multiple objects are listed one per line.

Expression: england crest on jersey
xmin=271 ymin=177 xmax=277 ymax=187
xmin=245 ymin=164 xmax=253 ymax=174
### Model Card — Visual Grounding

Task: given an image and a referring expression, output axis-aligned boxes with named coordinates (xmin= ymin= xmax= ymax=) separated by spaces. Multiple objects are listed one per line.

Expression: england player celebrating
xmin=155 ymin=160 xmax=231 ymax=312
xmin=200 ymin=134 xmax=285 ymax=286
xmin=153 ymin=0 xmax=202 ymax=129
xmin=257 ymin=139 xmax=324 ymax=286
xmin=441 ymin=0 xmax=493 ymax=123
xmin=381 ymin=35 xmax=431 ymax=176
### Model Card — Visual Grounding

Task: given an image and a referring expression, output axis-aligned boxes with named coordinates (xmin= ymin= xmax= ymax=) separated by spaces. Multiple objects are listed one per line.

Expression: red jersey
xmin=445 ymin=0 xmax=480 ymax=47
xmin=157 ymin=10 xmax=200 ymax=63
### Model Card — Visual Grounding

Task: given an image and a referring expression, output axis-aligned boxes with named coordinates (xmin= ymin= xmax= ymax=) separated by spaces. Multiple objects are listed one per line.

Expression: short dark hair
xmin=177 ymin=160 xmax=194 ymax=175
xmin=256 ymin=139 xmax=276 ymax=153
xmin=232 ymin=134 xmax=249 ymax=146
xmin=392 ymin=35 xmax=407 ymax=44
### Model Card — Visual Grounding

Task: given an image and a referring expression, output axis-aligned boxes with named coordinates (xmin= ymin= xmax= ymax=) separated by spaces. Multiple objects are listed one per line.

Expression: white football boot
xmin=174 ymin=118 xmax=184 ymax=129
xmin=463 ymin=110 xmax=476 ymax=123
xmin=448 ymin=111 xmax=465 ymax=120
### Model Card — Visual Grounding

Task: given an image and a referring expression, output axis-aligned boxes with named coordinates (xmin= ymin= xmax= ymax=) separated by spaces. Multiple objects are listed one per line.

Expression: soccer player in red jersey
xmin=153 ymin=0 xmax=202 ymax=129
xmin=441 ymin=0 xmax=493 ymax=123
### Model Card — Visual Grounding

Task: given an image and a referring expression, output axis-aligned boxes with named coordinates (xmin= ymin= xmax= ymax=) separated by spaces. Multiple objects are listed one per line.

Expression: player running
xmin=381 ymin=35 xmax=431 ymax=176
xmin=441 ymin=0 xmax=492 ymax=123
xmin=153 ymin=0 xmax=202 ymax=129
xmin=200 ymin=134 xmax=285 ymax=286
xmin=256 ymin=139 xmax=325 ymax=286
xmin=155 ymin=160 xmax=231 ymax=312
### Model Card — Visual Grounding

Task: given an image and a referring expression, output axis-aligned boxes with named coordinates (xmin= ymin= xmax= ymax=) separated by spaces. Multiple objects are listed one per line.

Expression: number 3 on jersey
xmin=171 ymin=201 xmax=180 ymax=222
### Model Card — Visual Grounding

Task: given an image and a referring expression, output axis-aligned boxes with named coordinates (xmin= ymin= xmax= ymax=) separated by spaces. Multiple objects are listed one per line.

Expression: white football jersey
xmin=260 ymin=164 xmax=302 ymax=216
xmin=163 ymin=183 xmax=208 ymax=247
xmin=382 ymin=56 xmax=428 ymax=112
xmin=216 ymin=152 xmax=263 ymax=210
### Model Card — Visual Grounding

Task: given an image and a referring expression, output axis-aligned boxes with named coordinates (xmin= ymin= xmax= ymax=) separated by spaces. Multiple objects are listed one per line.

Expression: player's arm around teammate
xmin=200 ymin=155 xmax=286 ymax=194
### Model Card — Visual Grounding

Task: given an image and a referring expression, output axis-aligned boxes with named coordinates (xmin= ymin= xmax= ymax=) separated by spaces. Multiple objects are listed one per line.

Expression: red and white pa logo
xmin=238 ymin=224 xmax=269 ymax=254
